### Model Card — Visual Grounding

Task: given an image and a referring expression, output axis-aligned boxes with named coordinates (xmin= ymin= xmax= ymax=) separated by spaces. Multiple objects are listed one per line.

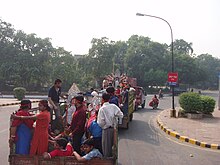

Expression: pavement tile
xmin=159 ymin=108 xmax=220 ymax=145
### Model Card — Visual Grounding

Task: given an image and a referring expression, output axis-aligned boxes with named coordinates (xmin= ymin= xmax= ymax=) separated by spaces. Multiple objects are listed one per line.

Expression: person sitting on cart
xmin=43 ymin=138 xmax=73 ymax=159
xmin=10 ymin=100 xmax=34 ymax=155
xmin=73 ymin=138 xmax=102 ymax=162
xmin=87 ymin=111 xmax=103 ymax=154
xmin=106 ymin=86 xmax=119 ymax=107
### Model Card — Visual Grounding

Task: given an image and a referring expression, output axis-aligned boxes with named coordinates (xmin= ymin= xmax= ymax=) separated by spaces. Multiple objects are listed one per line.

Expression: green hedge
xmin=200 ymin=95 xmax=215 ymax=114
xmin=179 ymin=92 xmax=216 ymax=114
xmin=13 ymin=87 xmax=26 ymax=100
xmin=179 ymin=92 xmax=203 ymax=113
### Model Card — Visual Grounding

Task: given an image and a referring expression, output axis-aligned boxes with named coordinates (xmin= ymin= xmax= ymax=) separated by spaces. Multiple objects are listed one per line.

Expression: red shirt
xmin=49 ymin=144 xmax=73 ymax=158
xmin=70 ymin=105 xmax=86 ymax=135
xmin=12 ymin=109 xmax=34 ymax=129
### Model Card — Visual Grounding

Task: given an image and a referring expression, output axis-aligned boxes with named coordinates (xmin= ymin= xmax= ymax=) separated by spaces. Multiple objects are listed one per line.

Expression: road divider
xmin=0 ymin=100 xmax=40 ymax=107
xmin=157 ymin=112 xmax=220 ymax=150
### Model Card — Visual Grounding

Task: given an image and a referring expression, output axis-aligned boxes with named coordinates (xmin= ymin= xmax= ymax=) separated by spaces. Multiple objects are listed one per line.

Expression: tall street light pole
xmin=136 ymin=12 xmax=176 ymax=117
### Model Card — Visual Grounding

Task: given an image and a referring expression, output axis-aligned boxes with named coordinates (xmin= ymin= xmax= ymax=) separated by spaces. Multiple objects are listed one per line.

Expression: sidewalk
xmin=157 ymin=107 xmax=220 ymax=147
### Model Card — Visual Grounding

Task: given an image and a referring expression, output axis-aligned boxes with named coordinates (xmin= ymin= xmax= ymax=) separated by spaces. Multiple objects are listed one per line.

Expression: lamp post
xmin=136 ymin=12 xmax=176 ymax=117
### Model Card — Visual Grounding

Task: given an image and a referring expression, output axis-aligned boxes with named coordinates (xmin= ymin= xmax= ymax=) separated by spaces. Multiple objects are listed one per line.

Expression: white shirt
xmin=63 ymin=105 xmax=76 ymax=125
xmin=97 ymin=102 xmax=123 ymax=129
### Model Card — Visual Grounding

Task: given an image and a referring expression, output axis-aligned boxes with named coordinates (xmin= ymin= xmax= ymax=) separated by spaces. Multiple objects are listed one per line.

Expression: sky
xmin=0 ymin=0 xmax=220 ymax=58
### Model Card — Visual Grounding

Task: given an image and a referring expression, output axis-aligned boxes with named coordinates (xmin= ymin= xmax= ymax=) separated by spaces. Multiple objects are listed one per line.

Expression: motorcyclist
xmin=158 ymin=89 xmax=163 ymax=99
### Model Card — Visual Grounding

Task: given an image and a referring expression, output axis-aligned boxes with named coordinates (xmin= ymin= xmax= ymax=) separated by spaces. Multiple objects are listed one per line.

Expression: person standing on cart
xmin=106 ymin=86 xmax=119 ymax=107
xmin=70 ymin=95 xmax=87 ymax=155
xmin=97 ymin=93 xmax=123 ymax=158
xmin=48 ymin=79 xmax=66 ymax=121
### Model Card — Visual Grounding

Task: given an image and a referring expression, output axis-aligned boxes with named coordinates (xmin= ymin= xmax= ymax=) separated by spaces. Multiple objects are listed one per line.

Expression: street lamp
xmin=136 ymin=12 xmax=176 ymax=117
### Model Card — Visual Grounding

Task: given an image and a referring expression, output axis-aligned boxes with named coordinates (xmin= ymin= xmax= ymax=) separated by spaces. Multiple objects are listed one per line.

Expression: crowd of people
xmin=9 ymin=78 xmax=128 ymax=162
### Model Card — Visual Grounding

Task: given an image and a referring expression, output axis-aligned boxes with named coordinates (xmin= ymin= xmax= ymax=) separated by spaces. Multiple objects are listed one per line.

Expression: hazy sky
xmin=0 ymin=0 xmax=219 ymax=58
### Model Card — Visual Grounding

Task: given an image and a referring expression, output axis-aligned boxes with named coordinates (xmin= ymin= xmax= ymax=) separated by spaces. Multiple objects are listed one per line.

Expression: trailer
xmin=9 ymin=107 xmax=118 ymax=165
xmin=118 ymin=89 xmax=135 ymax=129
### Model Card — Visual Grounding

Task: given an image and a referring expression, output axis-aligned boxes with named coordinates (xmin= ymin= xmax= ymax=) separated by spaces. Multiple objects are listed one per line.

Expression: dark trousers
xmin=72 ymin=132 xmax=84 ymax=155
xmin=93 ymin=137 xmax=103 ymax=154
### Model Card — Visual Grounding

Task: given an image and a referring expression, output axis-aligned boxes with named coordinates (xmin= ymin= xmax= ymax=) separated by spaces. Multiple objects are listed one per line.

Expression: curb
xmin=0 ymin=100 xmax=40 ymax=107
xmin=156 ymin=113 xmax=220 ymax=150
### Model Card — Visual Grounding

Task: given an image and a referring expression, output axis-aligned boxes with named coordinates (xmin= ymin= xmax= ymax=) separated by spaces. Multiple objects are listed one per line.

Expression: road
xmin=0 ymin=92 xmax=220 ymax=165
xmin=118 ymin=94 xmax=220 ymax=165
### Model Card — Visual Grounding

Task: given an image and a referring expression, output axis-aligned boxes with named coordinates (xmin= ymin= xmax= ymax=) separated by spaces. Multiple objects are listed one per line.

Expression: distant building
xmin=73 ymin=54 xmax=85 ymax=60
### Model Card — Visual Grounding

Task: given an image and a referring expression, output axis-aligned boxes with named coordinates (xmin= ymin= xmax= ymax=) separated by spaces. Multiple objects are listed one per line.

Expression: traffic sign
xmin=168 ymin=72 xmax=178 ymax=83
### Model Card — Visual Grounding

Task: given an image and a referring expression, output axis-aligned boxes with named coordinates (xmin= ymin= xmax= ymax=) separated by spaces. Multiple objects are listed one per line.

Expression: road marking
xmin=0 ymin=128 xmax=8 ymax=134
xmin=163 ymin=132 xmax=220 ymax=153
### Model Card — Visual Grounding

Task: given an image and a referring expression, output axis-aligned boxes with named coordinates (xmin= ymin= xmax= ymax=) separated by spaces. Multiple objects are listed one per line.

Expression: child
xmin=43 ymin=138 xmax=73 ymax=158
xmin=53 ymin=125 xmax=72 ymax=142
xmin=73 ymin=138 xmax=102 ymax=162
xmin=63 ymin=98 xmax=76 ymax=126
xmin=88 ymin=111 xmax=102 ymax=154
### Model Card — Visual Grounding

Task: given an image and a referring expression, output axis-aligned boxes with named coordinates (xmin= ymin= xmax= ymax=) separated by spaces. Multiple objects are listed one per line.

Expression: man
xmin=97 ymin=93 xmax=123 ymax=157
xmin=48 ymin=79 xmax=66 ymax=121
xmin=106 ymin=86 xmax=119 ymax=107
xmin=70 ymin=95 xmax=86 ymax=155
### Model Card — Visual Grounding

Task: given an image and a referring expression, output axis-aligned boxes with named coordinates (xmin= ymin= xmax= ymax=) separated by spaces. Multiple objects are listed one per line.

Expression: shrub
xmin=179 ymin=92 xmax=203 ymax=113
xmin=13 ymin=87 xmax=26 ymax=100
xmin=200 ymin=95 xmax=215 ymax=114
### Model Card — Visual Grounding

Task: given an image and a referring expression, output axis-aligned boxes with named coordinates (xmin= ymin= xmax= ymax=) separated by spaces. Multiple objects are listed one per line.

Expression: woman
xmin=12 ymin=100 xmax=50 ymax=155
xmin=10 ymin=100 xmax=33 ymax=154
xmin=149 ymin=95 xmax=159 ymax=109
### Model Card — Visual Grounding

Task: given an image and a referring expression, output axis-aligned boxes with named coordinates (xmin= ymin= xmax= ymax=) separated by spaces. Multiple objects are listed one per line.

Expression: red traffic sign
xmin=168 ymin=72 xmax=178 ymax=83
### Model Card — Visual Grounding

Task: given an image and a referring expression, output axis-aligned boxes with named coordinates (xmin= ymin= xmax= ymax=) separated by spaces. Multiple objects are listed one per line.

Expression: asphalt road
xmin=118 ymin=94 xmax=220 ymax=165
xmin=0 ymin=92 xmax=219 ymax=165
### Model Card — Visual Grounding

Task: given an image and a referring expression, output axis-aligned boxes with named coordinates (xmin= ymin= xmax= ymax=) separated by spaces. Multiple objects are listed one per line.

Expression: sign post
xmin=168 ymin=72 xmax=178 ymax=117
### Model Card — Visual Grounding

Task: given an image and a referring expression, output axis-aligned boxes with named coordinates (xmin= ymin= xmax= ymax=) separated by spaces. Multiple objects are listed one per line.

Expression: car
xmin=170 ymin=87 xmax=187 ymax=96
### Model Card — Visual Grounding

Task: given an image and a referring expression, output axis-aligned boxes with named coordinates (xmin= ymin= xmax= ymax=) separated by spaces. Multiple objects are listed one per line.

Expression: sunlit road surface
xmin=0 ymin=92 xmax=219 ymax=165
xmin=118 ymin=94 xmax=220 ymax=165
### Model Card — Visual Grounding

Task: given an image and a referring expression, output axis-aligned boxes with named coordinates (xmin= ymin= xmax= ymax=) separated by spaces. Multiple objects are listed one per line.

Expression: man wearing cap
xmin=97 ymin=93 xmax=123 ymax=157
xmin=10 ymin=100 xmax=34 ymax=154
xmin=70 ymin=95 xmax=86 ymax=155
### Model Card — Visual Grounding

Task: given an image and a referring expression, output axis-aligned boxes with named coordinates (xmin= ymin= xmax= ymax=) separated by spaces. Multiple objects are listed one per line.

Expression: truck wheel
xmin=130 ymin=113 xmax=133 ymax=122
xmin=141 ymin=100 xmax=145 ymax=109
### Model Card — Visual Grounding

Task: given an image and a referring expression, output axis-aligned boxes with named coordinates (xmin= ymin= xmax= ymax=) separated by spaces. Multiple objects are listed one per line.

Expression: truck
xmin=103 ymin=71 xmax=137 ymax=129
xmin=9 ymin=107 xmax=118 ymax=165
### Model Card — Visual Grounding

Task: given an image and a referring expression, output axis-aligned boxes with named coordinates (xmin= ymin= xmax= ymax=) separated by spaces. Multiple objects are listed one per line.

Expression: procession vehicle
xmin=9 ymin=87 xmax=118 ymax=165
xmin=103 ymin=73 xmax=138 ymax=129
